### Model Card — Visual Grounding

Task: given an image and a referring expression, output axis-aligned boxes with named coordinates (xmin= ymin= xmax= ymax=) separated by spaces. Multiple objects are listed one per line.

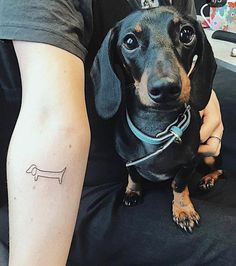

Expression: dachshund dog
xmin=91 ymin=6 xmax=223 ymax=232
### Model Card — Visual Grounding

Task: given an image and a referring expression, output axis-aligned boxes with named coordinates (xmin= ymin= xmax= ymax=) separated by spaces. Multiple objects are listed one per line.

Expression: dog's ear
xmin=189 ymin=20 xmax=217 ymax=111
xmin=90 ymin=26 xmax=122 ymax=119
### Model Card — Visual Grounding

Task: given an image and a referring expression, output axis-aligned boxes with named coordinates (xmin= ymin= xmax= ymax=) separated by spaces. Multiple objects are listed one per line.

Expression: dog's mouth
xmin=153 ymin=100 xmax=185 ymax=112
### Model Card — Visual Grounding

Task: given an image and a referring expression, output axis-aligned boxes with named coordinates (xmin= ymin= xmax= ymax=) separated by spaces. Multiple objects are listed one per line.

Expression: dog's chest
xmin=136 ymin=168 xmax=173 ymax=182
xmin=115 ymin=110 xmax=201 ymax=181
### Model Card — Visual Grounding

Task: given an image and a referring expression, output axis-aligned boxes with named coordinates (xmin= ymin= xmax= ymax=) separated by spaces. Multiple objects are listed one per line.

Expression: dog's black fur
xmin=91 ymin=6 xmax=217 ymax=231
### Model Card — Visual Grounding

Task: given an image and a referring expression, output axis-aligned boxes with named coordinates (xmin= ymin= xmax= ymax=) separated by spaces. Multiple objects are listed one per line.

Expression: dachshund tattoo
xmin=26 ymin=164 xmax=66 ymax=184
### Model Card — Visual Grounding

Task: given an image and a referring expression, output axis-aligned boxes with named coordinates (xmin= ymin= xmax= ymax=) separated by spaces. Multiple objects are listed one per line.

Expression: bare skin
xmin=199 ymin=90 xmax=224 ymax=157
xmin=7 ymin=42 xmax=90 ymax=266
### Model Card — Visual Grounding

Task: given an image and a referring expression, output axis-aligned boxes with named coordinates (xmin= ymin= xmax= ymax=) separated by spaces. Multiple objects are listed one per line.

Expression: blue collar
xmin=126 ymin=105 xmax=191 ymax=145
xmin=125 ymin=105 xmax=192 ymax=167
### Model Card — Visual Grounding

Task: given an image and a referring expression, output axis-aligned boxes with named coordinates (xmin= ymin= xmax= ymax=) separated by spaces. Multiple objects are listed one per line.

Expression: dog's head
xmin=91 ymin=7 xmax=216 ymax=119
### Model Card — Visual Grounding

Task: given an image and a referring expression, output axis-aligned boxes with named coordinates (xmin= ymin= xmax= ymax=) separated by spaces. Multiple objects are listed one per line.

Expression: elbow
xmin=60 ymin=119 xmax=91 ymax=149
xmin=16 ymin=103 xmax=92 ymax=149
xmin=35 ymin=113 xmax=91 ymax=149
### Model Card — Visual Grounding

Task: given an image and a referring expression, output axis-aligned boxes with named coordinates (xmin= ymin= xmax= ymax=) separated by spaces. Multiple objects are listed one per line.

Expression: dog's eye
xmin=123 ymin=34 xmax=139 ymax=50
xmin=179 ymin=25 xmax=195 ymax=45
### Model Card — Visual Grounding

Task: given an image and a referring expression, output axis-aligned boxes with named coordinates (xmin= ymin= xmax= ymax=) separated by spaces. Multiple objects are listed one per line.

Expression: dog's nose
xmin=148 ymin=80 xmax=181 ymax=103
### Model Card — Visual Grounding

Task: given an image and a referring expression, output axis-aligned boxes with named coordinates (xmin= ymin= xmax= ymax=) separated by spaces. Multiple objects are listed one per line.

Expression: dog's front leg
xmin=172 ymin=167 xmax=200 ymax=232
xmin=123 ymin=167 xmax=142 ymax=207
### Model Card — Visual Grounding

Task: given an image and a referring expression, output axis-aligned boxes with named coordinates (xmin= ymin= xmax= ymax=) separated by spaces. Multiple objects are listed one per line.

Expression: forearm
xmin=7 ymin=41 xmax=90 ymax=266
xmin=7 ymin=111 xmax=90 ymax=266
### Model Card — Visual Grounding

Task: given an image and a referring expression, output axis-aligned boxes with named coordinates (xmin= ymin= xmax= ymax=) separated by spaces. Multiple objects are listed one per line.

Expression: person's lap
xmin=66 ymin=172 xmax=236 ymax=266
xmin=0 ymin=205 xmax=9 ymax=266
xmin=1 ymin=170 xmax=236 ymax=266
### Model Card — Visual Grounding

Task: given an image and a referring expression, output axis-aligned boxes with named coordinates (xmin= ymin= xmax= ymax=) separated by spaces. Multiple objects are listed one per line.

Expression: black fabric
xmin=84 ymin=0 xmax=133 ymax=186
xmin=0 ymin=42 xmax=21 ymax=206
xmin=0 ymin=0 xmax=93 ymax=102
xmin=0 ymin=0 xmax=93 ymax=61
xmin=0 ymin=41 xmax=21 ymax=101
xmin=0 ymin=1 xmax=236 ymax=265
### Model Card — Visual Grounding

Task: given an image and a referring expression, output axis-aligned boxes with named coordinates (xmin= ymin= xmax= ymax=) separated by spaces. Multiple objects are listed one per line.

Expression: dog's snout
xmin=148 ymin=80 xmax=181 ymax=103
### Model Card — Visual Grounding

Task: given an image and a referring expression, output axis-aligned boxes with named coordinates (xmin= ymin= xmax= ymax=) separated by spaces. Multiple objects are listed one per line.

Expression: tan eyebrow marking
xmin=173 ymin=16 xmax=180 ymax=24
xmin=177 ymin=62 xmax=191 ymax=104
xmin=134 ymin=24 xmax=142 ymax=33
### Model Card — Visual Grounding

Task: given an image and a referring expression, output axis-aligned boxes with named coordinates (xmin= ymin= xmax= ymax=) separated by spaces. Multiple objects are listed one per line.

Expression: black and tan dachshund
xmin=91 ymin=6 xmax=223 ymax=232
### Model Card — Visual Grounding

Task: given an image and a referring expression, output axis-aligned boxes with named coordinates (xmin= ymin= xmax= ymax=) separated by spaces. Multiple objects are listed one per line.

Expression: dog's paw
xmin=199 ymin=170 xmax=223 ymax=191
xmin=123 ymin=191 xmax=142 ymax=207
xmin=172 ymin=202 xmax=200 ymax=233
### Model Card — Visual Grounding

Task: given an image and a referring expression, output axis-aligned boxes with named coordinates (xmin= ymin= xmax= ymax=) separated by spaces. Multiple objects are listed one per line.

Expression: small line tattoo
xmin=26 ymin=164 xmax=66 ymax=184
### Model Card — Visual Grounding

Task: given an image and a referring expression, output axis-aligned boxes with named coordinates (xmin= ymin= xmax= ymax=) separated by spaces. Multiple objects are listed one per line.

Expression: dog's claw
xmin=179 ymin=223 xmax=184 ymax=229
xmin=173 ymin=216 xmax=180 ymax=225
xmin=199 ymin=182 xmax=207 ymax=191
xmin=184 ymin=219 xmax=190 ymax=227
xmin=199 ymin=170 xmax=223 ymax=191
xmin=123 ymin=192 xmax=141 ymax=207
xmin=207 ymin=182 xmax=213 ymax=189
xmin=172 ymin=204 xmax=200 ymax=233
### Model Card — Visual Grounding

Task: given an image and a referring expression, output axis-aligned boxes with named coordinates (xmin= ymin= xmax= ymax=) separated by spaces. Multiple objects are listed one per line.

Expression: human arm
xmin=7 ymin=41 xmax=90 ymax=266
xmin=198 ymin=90 xmax=224 ymax=156
xmin=176 ymin=0 xmax=224 ymax=156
